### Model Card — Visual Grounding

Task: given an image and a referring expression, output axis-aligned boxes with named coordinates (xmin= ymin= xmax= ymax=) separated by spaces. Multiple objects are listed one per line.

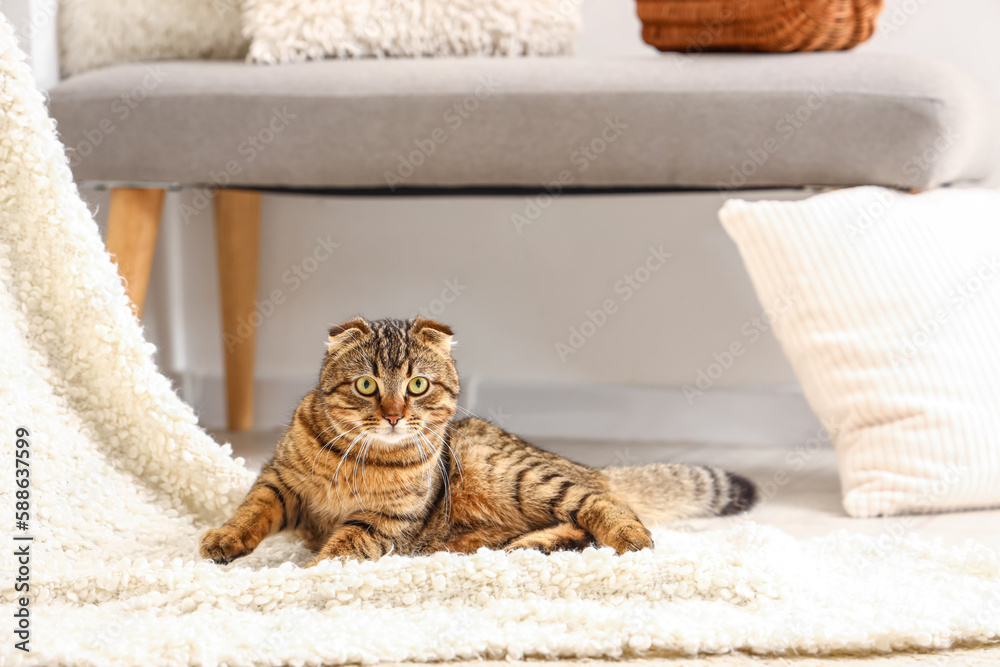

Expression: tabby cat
xmin=200 ymin=317 xmax=756 ymax=565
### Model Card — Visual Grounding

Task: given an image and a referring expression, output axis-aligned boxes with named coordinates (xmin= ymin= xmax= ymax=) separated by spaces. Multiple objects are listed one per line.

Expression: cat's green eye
xmin=355 ymin=376 xmax=378 ymax=396
xmin=408 ymin=377 xmax=429 ymax=395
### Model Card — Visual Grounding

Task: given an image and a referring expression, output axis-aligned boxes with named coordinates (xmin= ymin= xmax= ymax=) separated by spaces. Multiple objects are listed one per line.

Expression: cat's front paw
xmin=199 ymin=526 xmax=254 ymax=564
xmin=603 ymin=522 xmax=653 ymax=554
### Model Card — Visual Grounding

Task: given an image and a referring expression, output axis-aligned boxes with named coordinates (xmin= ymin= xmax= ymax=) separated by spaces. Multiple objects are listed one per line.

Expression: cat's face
xmin=318 ymin=317 xmax=460 ymax=452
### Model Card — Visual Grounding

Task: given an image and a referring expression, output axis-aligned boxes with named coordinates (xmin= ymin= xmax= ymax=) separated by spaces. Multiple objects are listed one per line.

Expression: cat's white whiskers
xmin=414 ymin=431 xmax=434 ymax=492
xmin=355 ymin=434 xmax=376 ymax=497
xmin=454 ymin=404 xmax=492 ymax=423
xmin=351 ymin=434 xmax=377 ymax=515
xmin=425 ymin=423 xmax=465 ymax=480
xmin=408 ymin=433 xmax=432 ymax=493
xmin=309 ymin=419 xmax=365 ymax=473
xmin=332 ymin=429 xmax=368 ymax=506
xmin=317 ymin=418 xmax=365 ymax=436
xmin=416 ymin=429 xmax=453 ymax=520
xmin=310 ymin=423 xmax=365 ymax=476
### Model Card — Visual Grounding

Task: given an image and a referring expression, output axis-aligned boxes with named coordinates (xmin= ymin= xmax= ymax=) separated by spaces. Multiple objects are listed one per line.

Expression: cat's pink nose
xmin=384 ymin=414 xmax=403 ymax=426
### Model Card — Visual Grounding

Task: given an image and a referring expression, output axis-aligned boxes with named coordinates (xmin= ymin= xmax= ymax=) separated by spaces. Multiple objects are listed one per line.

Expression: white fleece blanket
xmin=1 ymin=16 xmax=1000 ymax=666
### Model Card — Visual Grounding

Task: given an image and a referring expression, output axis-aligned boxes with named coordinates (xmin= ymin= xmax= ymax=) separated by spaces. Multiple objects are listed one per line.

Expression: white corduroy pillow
xmin=242 ymin=0 xmax=581 ymax=64
xmin=720 ymin=187 xmax=1000 ymax=518
xmin=59 ymin=0 xmax=248 ymax=77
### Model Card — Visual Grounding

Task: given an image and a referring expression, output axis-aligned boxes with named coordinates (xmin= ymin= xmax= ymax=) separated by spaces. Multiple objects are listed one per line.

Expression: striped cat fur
xmin=200 ymin=317 xmax=756 ymax=565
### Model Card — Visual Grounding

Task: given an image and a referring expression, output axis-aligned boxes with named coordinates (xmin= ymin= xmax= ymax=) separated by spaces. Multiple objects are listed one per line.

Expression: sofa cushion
xmin=720 ymin=187 xmax=1000 ymax=517
xmin=47 ymin=53 xmax=996 ymax=191
xmin=59 ymin=0 xmax=248 ymax=77
xmin=243 ymin=0 xmax=580 ymax=64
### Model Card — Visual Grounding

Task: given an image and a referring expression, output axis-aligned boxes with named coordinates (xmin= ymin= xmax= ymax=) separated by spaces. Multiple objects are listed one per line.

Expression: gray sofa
xmin=46 ymin=51 xmax=997 ymax=429
xmin=51 ymin=53 xmax=994 ymax=190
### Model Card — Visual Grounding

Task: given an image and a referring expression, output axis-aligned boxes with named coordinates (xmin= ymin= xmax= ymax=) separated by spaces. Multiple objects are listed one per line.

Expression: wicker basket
xmin=638 ymin=0 xmax=885 ymax=53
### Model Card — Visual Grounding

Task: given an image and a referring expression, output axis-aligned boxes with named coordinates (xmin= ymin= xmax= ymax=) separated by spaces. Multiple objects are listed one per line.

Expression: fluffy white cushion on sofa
xmin=242 ymin=0 xmax=580 ymax=64
xmin=720 ymin=187 xmax=1000 ymax=518
xmin=59 ymin=0 xmax=248 ymax=76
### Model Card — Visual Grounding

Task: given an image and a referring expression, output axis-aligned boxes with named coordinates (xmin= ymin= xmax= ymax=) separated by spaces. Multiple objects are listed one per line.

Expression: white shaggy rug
xmin=2 ymin=16 xmax=1000 ymax=666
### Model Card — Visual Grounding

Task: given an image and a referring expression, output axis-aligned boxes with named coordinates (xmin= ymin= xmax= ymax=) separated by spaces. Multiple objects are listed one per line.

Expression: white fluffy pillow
xmin=720 ymin=187 xmax=1000 ymax=518
xmin=242 ymin=0 xmax=581 ymax=64
xmin=59 ymin=0 xmax=248 ymax=77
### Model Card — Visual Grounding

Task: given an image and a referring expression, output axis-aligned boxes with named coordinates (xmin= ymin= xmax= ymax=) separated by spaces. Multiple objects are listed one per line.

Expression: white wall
xmin=35 ymin=0 xmax=1000 ymax=435
xmin=3 ymin=0 xmax=59 ymax=88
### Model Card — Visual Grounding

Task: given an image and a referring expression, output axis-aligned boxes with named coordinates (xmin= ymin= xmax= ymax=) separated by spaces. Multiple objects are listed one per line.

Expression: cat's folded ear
xmin=327 ymin=317 xmax=371 ymax=353
xmin=410 ymin=317 xmax=454 ymax=353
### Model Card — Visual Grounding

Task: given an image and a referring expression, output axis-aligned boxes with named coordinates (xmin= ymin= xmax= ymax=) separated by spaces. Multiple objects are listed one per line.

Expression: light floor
xmin=214 ymin=430 xmax=1000 ymax=666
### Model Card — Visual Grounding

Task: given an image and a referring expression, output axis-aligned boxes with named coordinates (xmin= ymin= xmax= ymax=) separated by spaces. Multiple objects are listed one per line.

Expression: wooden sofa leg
xmin=215 ymin=189 xmax=261 ymax=432
xmin=106 ymin=187 xmax=165 ymax=318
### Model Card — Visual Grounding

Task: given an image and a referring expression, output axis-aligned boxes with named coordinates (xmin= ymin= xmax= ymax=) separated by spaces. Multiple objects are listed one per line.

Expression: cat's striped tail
xmin=603 ymin=464 xmax=757 ymax=525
